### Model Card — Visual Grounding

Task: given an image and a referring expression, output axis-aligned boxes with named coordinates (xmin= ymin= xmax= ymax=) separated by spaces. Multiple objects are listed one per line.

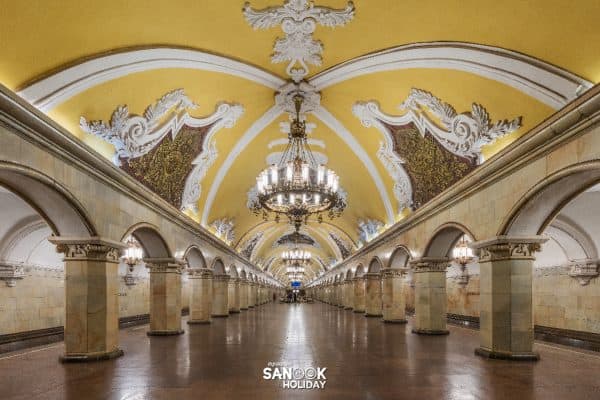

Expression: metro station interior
xmin=1 ymin=1 xmax=600 ymax=399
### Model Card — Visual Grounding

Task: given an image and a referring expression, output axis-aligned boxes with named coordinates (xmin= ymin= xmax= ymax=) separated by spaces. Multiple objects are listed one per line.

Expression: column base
xmin=383 ymin=319 xmax=408 ymax=324
xmin=187 ymin=320 xmax=211 ymax=325
xmin=475 ymin=347 xmax=539 ymax=361
xmin=211 ymin=314 xmax=229 ymax=318
xmin=147 ymin=329 xmax=185 ymax=336
xmin=60 ymin=348 xmax=124 ymax=363
xmin=365 ymin=313 xmax=383 ymax=318
xmin=411 ymin=328 xmax=449 ymax=335
xmin=353 ymin=309 xmax=365 ymax=313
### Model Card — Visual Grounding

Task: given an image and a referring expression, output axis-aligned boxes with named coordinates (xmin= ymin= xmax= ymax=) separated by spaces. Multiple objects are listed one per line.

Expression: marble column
xmin=471 ymin=237 xmax=546 ymax=361
xmin=248 ymin=282 xmax=256 ymax=308
xmin=365 ymin=273 xmax=383 ymax=317
xmin=344 ymin=278 xmax=354 ymax=310
xmin=188 ymin=268 xmax=213 ymax=324
xmin=337 ymin=282 xmax=344 ymax=307
xmin=253 ymin=283 xmax=260 ymax=307
xmin=211 ymin=274 xmax=230 ymax=317
xmin=228 ymin=278 xmax=240 ymax=313
xmin=382 ymin=268 xmax=407 ymax=323
xmin=353 ymin=276 xmax=366 ymax=313
xmin=239 ymin=279 xmax=249 ymax=310
xmin=411 ymin=258 xmax=449 ymax=335
xmin=145 ymin=257 xmax=185 ymax=336
xmin=50 ymin=238 xmax=124 ymax=362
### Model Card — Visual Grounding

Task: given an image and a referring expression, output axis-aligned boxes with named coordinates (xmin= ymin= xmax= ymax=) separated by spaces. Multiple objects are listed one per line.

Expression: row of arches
xmin=0 ymin=162 xmax=280 ymax=362
xmin=309 ymin=161 xmax=600 ymax=361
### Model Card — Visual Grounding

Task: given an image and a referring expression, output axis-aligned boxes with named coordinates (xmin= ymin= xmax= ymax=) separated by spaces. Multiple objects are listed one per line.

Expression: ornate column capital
xmin=470 ymin=236 xmax=548 ymax=262
xmin=382 ymin=268 xmax=406 ymax=278
xmin=568 ymin=259 xmax=599 ymax=286
xmin=409 ymin=257 xmax=449 ymax=273
xmin=352 ymin=276 xmax=364 ymax=282
xmin=213 ymin=274 xmax=231 ymax=282
xmin=189 ymin=268 xmax=213 ymax=279
xmin=144 ymin=257 xmax=185 ymax=274
xmin=364 ymin=272 xmax=382 ymax=280
xmin=344 ymin=278 xmax=353 ymax=283
xmin=49 ymin=236 xmax=125 ymax=263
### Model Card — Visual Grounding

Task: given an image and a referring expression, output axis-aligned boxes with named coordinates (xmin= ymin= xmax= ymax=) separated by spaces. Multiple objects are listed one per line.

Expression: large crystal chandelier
xmin=250 ymin=95 xmax=346 ymax=232
xmin=282 ymin=248 xmax=311 ymax=266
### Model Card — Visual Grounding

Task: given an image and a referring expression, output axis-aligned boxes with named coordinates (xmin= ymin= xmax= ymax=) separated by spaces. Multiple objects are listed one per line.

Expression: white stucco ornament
xmin=354 ymin=88 xmax=522 ymax=210
xmin=80 ymin=89 xmax=244 ymax=212
xmin=243 ymin=0 xmax=355 ymax=82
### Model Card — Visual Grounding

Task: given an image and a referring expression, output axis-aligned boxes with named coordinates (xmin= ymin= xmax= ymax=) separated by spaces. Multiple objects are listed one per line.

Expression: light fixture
xmin=452 ymin=234 xmax=474 ymax=286
xmin=122 ymin=236 xmax=143 ymax=286
xmin=250 ymin=95 xmax=346 ymax=232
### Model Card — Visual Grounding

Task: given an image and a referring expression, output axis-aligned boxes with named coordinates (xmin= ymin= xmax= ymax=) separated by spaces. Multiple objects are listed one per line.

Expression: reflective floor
xmin=1 ymin=302 xmax=600 ymax=399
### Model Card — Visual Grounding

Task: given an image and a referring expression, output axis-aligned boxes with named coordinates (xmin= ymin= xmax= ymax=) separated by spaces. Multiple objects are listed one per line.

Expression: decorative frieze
xmin=382 ymin=268 xmax=405 ymax=278
xmin=144 ymin=258 xmax=185 ymax=274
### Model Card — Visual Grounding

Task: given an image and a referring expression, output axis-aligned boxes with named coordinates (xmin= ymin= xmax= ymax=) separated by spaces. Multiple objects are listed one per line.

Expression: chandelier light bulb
xmin=317 ymin=165 xmax=325 ymax=184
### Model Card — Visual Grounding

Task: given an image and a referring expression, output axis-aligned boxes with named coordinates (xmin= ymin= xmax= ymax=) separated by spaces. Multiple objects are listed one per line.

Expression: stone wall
xmin=402 ymin=267 xmax=600 ymax=335
xmin=0 ymin=267 xmax=64 ymax=335
xmin=0 ymin=263 xmax=194 ymax=336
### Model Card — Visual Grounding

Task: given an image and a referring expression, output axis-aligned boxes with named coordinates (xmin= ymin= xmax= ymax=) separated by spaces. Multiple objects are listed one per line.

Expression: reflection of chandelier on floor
xmin=250 ymin=95 xmax=346 ymax=232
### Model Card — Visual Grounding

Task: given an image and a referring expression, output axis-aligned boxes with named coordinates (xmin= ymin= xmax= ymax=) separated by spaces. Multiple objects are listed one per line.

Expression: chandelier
xmin=250 ymin=95 xmax=346 ymax=232
xmin=282 ymin=248 xmax=311 ymax=265
xmin=452 ymin=235 xmax=474 ymax=266
xmin=123 ymin=236 xmax=143 ymax=269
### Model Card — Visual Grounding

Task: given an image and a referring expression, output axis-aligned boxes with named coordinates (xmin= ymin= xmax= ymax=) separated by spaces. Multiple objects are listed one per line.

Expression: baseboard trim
xmin=0 ymin=308 xmax=191 ymax=354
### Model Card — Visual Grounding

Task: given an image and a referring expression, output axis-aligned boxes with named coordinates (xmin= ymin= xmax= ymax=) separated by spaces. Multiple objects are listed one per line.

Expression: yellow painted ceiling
xmin=1 ymin=0 xmax=598 ymax=283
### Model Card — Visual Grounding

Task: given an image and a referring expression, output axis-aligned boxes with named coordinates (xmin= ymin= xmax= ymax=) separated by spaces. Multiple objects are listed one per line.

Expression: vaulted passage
xmin=2 ymin=1 xmax=600 ymax=398
xmin=1 ymin=303 xmax=599 ymax=399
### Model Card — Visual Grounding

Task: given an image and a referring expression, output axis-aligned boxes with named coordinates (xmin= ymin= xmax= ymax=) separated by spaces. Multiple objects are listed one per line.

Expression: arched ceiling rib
xmin=1 ymin=0 xmax=599 ymax=283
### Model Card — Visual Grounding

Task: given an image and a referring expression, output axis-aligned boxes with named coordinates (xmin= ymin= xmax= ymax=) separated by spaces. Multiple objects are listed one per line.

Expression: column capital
xmin=213 ymin=274 xmax=231 ymax=282
xmin=144 ymin=257 xmax=185 ymax=273
xmin=382 ymin=268 xmax=406 ymax=278
xmin=189 ymin=268 xmax=213 ymax=279
xmin=352 ymin=276 xmax=365 ymax=282
xmin=409 ymin=257 xmax=449 ymax=273
xmin=344 ymin=278 xmax=353 ymax=283
xmin=470 ymin=236 xmax=548 ymax=262
xmin=49 ymin=236 xmax=125 ymax=263
xmin=364 ymin=272 xmax=381 ymax=280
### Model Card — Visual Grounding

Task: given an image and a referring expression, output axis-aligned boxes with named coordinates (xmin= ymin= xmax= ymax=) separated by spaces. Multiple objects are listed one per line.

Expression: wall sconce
xmin=452 ymin=235 xmax=474 ymax=287
xmin=122 ymin=236 xmax=143 ymax=286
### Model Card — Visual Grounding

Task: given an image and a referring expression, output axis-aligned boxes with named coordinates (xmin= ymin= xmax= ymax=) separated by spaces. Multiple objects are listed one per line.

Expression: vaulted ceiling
xmin=1 ymin=0 xmax=599 ymax=283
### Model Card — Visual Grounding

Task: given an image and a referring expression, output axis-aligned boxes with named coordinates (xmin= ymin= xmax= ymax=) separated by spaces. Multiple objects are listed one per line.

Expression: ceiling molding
xmin=201 ymin=105 xmax=283 ymax=225
xmin=18 ymin=47 xmax=286 ymax=112
xmin=313 ymin=105 xmax=395 ymax=223
xmin=310 ymin=42 xmax=593 ymax=109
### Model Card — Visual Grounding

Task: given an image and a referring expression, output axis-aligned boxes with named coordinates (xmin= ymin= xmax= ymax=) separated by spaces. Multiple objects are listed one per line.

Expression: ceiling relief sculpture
xmin=80 ymin=89 xmax=243 ymax=211
xmin=243 ymin=0 xmax=355 ymax=82
xmin=354 ymin=88 xmax=522 ymax=210
xmin=274 ymin=231 xmax=318 ymax=248
xmin=329 ymin=232 xmax=353 ymax=259
xmin=209 ymin=218 xmax=236 ymax=245
xmin=357 ymin=219 xmax=384 ymax=244
xmin=237 ymin=231 xmax=265 ymax=261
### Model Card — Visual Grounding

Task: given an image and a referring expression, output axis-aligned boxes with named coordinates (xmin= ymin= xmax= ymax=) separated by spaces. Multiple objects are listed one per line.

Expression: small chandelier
xmin=122 ymin=236 xmax=144 ymax=286
xmin=282 ymin=248 xmax=311 ymax=266
xmin=452 ymin=235 xmax=474 ymax=286
xmin=250 ymin=95 xmax=346 ymax=232
xmin=452 ymin=235 xmax=474 ymax=266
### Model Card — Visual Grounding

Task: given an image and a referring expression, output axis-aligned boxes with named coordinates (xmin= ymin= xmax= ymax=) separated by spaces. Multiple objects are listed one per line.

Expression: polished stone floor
xmin=1 ymin=302 xmax=600 ymax=400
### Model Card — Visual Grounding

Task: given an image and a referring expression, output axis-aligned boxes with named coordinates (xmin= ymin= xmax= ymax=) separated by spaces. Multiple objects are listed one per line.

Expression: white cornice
xmin=310 ymin=42 xmax=593 ymax=109
xmin=18 ymin=48 xmax=286 ymax=112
